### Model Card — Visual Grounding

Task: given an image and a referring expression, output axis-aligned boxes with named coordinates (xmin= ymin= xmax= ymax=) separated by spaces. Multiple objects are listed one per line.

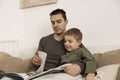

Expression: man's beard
xmin=55 ymin=32 xmax=64 ymax=35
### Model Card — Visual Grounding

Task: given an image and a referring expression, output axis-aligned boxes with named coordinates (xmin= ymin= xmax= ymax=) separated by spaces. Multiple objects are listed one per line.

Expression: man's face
xmin=50 ymin=13 xmax=68 ymax=35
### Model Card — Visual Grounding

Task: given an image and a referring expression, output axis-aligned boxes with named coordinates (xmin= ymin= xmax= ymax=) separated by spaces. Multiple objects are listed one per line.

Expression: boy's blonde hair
xmin=64 ymin=28 xmax=82 ymax=41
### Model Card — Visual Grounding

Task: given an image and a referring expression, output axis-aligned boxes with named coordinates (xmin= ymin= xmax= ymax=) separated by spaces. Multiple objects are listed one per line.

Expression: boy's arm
xmin=81 ymin=47 xmax=97 ymax=76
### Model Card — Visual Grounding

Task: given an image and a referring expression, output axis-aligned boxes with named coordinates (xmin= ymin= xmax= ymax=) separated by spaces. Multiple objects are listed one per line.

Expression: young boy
xmin=61 ymin=28 xmax=97 ymax=80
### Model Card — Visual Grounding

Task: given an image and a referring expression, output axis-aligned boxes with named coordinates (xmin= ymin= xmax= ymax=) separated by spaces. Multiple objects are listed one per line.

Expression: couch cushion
xmin=0 ymin=52 xmax=33 ymax=73
xmin=116 ymin=66 xmax=120 ymax=80
xmin=93 ymin=49 xmax=120 ymax=80
xmin=93 ymin=49 xmax=120 ymax=67
xmin=96 ymin=64 xmax=120 ymax=80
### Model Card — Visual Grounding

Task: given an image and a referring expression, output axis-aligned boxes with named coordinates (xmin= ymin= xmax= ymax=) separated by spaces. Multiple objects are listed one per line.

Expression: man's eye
xmin=51 ymin=21 xmax=55 ymax=24
xmin=57 ymin=20 xmax=62 ymax=24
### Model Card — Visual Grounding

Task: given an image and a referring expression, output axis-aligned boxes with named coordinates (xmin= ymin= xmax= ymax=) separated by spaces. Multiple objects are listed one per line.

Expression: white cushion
xmin=96 ymin=64 xmax=120 ymax=80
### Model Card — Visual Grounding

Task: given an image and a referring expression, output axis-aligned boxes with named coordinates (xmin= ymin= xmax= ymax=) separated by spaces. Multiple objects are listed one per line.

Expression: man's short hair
xmin=50 ymin=8 xmax=67 ymax=20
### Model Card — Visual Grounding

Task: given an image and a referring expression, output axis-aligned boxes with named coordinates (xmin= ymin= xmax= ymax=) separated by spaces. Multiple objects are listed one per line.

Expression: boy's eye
xmin=64 ymin=40 xmax=67 ymax=43
xmin=64 ymin=40 xmax=72 ymax=44
xmin=68 ymin=40 xmax=72 ymax=43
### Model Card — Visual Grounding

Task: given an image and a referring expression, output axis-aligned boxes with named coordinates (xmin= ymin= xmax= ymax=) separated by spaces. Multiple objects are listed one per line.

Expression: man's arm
xmin=63 ymin=64 xmax=81 ymax=76
xmin=32 ymin=51 xmax=42 ymax=70
xmin=85 ymin=73 xmax=95 ymax=80
xmin=32 ymin=37 xmax=45 ymax=70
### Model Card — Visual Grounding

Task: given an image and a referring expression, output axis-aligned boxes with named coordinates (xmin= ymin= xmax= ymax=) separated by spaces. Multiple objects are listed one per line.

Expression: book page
xmin=27 ymin=63 xmax=72 ymax=80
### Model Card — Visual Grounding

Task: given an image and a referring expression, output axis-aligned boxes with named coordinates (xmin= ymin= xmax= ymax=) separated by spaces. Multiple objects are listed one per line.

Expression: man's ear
xmin=65 ymin=19 xmax=68 ymax=24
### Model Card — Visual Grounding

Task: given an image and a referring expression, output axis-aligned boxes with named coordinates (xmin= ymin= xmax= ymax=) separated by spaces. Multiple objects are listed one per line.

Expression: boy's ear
xmin=78 ymin=40 xmax=82 ymax=45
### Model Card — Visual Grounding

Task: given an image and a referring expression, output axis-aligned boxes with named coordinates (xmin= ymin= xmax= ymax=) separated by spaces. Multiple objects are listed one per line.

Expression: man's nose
xmin=54 ymin=22 xmax=59 ymax=27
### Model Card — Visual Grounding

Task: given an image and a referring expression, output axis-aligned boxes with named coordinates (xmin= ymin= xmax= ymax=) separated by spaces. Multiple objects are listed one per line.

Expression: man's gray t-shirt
xmin=37 ymin=34 xmax=66 ymax=71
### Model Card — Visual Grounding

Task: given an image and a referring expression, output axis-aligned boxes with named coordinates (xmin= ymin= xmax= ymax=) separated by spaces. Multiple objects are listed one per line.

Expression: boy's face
xmin=64 ymin=35 xmax=81 ymax=51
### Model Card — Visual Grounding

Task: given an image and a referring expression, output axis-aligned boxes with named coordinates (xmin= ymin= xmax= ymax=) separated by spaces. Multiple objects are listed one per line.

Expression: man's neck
xmin=54 ymin=33 xmax=64 ymax=41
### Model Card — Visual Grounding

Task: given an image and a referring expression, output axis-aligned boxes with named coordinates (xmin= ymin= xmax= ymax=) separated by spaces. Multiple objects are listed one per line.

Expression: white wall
xmin=0 ymin=0 xmax=120 ymax=55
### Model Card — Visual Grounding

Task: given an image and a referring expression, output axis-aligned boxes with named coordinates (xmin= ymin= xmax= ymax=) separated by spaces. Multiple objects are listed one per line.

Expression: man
xmin=32 ymin=8 xmax=86 ymax=77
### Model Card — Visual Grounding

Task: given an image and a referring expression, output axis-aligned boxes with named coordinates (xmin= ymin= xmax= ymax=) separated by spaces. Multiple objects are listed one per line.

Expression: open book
xmin=0 ymin=64 xmax=72 ymax=80
xmin=0 ymin=72 xmax=24 ymax=80
xmin=27 ymin=63 xmax=72 ymax=80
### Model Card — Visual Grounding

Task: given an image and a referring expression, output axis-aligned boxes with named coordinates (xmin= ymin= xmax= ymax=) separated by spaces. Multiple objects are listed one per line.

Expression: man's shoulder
xmin=41 ymin=33 xmax=54 ymax=40
xmin=45 ymin=33 xmax=53 ymax=38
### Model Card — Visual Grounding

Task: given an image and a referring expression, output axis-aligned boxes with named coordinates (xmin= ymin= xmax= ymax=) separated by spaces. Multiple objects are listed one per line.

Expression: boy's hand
xmin=85 ymin=73 xmax=95 ymax=80
xmin=64 ymin=64 xmax=81 ymax=76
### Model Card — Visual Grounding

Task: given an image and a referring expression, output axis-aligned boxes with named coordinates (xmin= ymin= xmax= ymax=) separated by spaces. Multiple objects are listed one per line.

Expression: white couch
xmin=0 ymin=40 xmax=120 ymax=80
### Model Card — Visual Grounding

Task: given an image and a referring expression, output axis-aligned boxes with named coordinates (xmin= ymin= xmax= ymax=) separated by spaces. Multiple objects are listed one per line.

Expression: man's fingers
xmin=32 ymin=52 xmax=42 ymax=65
xmin=64 ymin=64 xmax=81 ymax=76
xmin=63 ymin=66 xmax=71 ymax=72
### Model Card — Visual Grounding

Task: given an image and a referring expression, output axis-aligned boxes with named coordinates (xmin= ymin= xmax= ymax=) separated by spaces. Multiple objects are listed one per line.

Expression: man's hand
xmin=64 ymin=64 xmax=81 ymax=76
xmin=85 ymin=73 xmax=95 ymax=80
xmin=32 ymin=51 xmax=42 ymax=65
